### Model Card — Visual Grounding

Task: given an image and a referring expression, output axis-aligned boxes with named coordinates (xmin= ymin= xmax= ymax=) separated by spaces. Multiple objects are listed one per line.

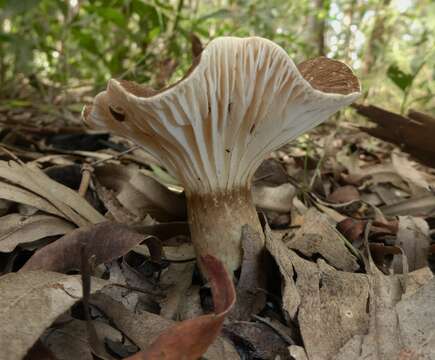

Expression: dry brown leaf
xmin=225 ymin=322 xmax=292 ymax=359
xmin=392 ymin=216 xmax=430 ymax=272
xmin=0 ymin=182 xmax=65 ymax=218
xmin=21 ymin=222 xmax=147 ymax=272
xmin=231 ymin=225 xmax=267 ymax=321
xmin=254 ymin=158 xmax=290 ymax=186
xmin=95 ymin=164 xmax=186 ymax=222
xmin=94 ymin=181 xmax=138 ymax=223
xmin=91 ymin=295 xmax=239 ymax=360
xmin=288 ymin=345 xmax=309 ymax=360
xmin=372 ymin=184 xmax=404 ymax=206
xmin=24 ymin=340 xmax=58 ymax=360
xmin=265 ymin=225 xmax=300 ymax=320
xmin=337 ymin=218 xmax=366 ymax=243
xmin=252 ymin=183 xmax=295 ymax=212
xmin=391 ymin=153 xmax=430 ymax=193
xmin=178 ymin=285 xmax=204 ymax=320
xmin=380 ymin=194 xmax=435 ymax=217
xmin=42 ymin=318 xmax=124 ymax=360
xmin=0 ymin=214 xmax=75 ymax=252
xmin=127 ymin=255 xmax=236 ymax=360
xmin=0 ymin=160 xmax=105 ymax=226
xmin=133 ymin=242 xmax=195 ymax=262
xmin=401 ymin=267 xmax=433 ymax=298
xmin=266 ymin=228 xmax=370 ymax=360
xmin=42 ymin=320 xmax=93 ymax=360
xmin=286 ymin=208 xmax=359 ymax=272
xmin=0 ymin=271 xmax=107 ymax=360
xmin=326 ymin=185 xmax=360 ymax=204
xmin=158 ymin=262 xmax=195 ymax=320
xmin=336 ymin=263 xmax=435 ymax=360
xmin=291 ymin=254 xmax=369 ymax=360
xmin=396 ymin=278 xmax=435 ymax=359
xmin=0 ymin=198 xmax=11 ymax=216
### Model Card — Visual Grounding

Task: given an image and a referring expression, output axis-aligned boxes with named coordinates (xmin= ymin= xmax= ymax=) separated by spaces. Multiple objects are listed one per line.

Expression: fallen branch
xmin=353 ymin=104 xmax=435 ymax=167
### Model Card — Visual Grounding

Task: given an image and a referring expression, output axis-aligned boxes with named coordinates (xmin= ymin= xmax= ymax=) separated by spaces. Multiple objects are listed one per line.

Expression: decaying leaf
xmin=94 ymin=181 xmax=138 ymax=223
xmin=24 ymin=340 xmax=58 ymax=360
xmin=21 ymin=222 xmax=148 ymax=272
xmin=0 ymin=213 xmax=75 ymax=252
xmin=380 ymin=194 xmax=435 ymax=217
xmin=0 ymin=271 xmax=107 ymax=360
xmin=288 ymin=345 xmax=309 ymax=360
xmin=252 ymin=183 xmax=295 ymax=212
xmin=225 ymin=321 xmax=292 ymax=359
xmin=127 ymin=255 xmax=236 ymax=360
xmin=267 ymin=228 xmax=371 ymax=359
xmin=0 ymin=160 xmax=105 ymax=226
xmin=392 ymin=216 xmax=430 ymax=272
xmin=336 ymin=262 xmax=435 ymax=360
xmin=396 ymin=278 xmax=435 ymax=359
xmin=265 ymin=226 xmax=300 ymax=320
xmin=286 ymin=208 xmax=359 ymax=272
xmin=337 ymin=217 xmax=366 ymax=244
xmin=158 ymin=262 xmax=195 ymax=320
xmin=95 ymin=164 xmax=186 ymax=222
xmin=326 ymin=185 xmax=360 ymax=204
xmin=91 ymin=290 xmax=239 ymax=359
xmin=391 ymin=153 xmax=430 ymax=192
xmin=0 ymin=182 xmax=66 ymax=219
xmin=291 ymin=254 xmax=369 ymax=360
xmin=42 ymin=320 xmax=94 ymax=360
xmin=231 ymin=225 xmax=267 ymax=321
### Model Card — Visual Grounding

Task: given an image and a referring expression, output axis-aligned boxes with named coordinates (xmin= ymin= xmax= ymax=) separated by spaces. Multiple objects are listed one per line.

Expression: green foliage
xmin=0 ymin=0 xmax=434 ymax=113
xmin=387 ymin=65 xmax=414 ymax=92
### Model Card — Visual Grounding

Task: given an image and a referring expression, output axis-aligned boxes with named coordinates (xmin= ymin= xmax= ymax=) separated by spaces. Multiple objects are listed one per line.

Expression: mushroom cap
xmin=83 ymin=36 xmax=360 ymax=195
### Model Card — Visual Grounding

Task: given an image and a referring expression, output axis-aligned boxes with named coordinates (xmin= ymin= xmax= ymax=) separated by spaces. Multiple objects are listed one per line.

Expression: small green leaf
xmin=387 ymin=64 xmax=414 ymax=92
xmin=1 ymin=0 xmax=40 ymax=14
xmin=197 ymin=9 xmax=232 ymax=22
xmin=72 ymin=29 xmax=98 ymax=53
xmin=95 ymin=8 xmax=126 ymax=27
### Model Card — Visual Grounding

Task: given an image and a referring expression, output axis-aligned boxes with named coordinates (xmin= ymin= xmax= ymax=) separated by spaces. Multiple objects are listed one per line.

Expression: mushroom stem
xmin=187 ymin=188 xmax=263 ymax=275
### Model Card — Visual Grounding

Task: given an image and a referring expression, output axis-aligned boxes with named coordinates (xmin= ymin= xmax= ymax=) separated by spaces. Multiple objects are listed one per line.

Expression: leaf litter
xmin=0 ymin=94 xmax=434 ymax=360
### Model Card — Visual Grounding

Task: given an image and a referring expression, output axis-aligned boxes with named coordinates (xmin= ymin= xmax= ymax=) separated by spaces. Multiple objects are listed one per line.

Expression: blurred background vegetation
xmin=0 ymin=0 xmax=434 ymax=114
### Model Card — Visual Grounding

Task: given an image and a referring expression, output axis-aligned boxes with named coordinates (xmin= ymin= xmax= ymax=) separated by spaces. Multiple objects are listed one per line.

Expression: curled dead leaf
xmin=20 ymin=222 xmax=156 ymax=273
xmin=0 ymin=214 xmax=75 ymax=253
xmin=126 ymin=255 xmax=236 ymax=360
xmin=326 ymin=185 xmax=360 ymax=204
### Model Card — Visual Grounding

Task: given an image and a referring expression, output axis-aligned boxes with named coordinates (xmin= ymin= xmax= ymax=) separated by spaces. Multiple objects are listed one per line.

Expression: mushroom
xmin=83 ymin=36 xmax=360 ymax=275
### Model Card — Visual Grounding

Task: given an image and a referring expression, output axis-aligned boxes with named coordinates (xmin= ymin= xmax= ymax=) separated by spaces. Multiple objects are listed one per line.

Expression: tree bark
xmin=363 ymin=0 xmax=392 ymax=75
xmin=309 ymin=0 xmax=329 ymax=57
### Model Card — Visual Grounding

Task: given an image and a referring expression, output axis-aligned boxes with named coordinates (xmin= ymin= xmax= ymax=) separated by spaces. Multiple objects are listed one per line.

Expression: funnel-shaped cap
xmin=83 ymin=37 xmax=360 ymax=195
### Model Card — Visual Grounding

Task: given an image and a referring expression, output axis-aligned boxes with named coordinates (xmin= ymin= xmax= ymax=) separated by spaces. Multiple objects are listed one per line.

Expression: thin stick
xmin=78 ymin=163 xmax=93 ymax=197
xmin=91 ymin=144 xmax=140 ymax=167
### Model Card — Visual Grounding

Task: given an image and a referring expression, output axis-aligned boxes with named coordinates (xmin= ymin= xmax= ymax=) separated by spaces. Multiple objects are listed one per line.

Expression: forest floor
xmin=0 ymin=88 xmax=434 ymax=360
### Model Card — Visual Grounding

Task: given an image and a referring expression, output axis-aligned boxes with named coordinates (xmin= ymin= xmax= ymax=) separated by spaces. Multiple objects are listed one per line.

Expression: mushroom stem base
xmin=187 ymin=188 xmax=263 ymax=276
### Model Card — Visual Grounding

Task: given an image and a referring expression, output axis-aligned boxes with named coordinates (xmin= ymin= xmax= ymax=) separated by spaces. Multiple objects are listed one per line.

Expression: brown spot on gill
xmin=249 ymin=123 xmax=256 ymax=134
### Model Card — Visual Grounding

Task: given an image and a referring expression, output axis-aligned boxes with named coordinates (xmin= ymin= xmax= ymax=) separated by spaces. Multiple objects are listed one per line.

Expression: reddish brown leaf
xmin=372 ymin=219 xmax=399 ymax=236
xmin=337 ymin=218 xmax=365 ymax=243
xmin=326 ymin=185 xmax=360 ymax=204
xmin=125 ymin=255 xmax=236 ymax=360
xmin=20 ymin=222 xmax=158 ymax=272
xmin=337 ymin=218 xmax=399 ymax=244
